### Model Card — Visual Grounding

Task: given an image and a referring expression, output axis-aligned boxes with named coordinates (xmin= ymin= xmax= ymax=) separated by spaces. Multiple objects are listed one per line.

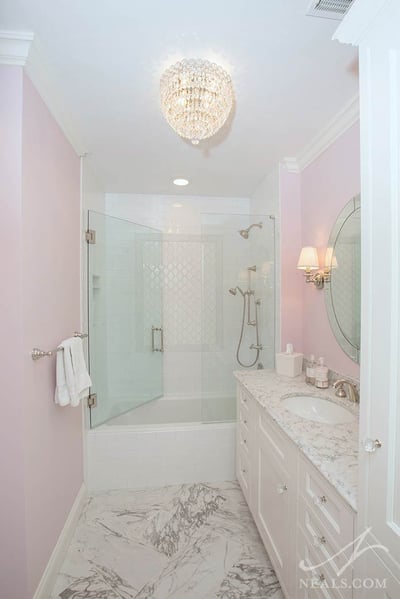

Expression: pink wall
xmin=280 ymin=165 xmax=303 ymax=354
xmin=22 ymin=74 xmax=83 ymax=595
xmin=0 ymin=66 xmax=29 ymax=599
xmin=0 ymin=66 xmax=83 ymax=598
xmin=280 ymin=122 xmax=360 ymax=379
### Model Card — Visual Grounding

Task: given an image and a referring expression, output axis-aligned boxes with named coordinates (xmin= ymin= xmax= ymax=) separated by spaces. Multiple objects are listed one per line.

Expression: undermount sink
xmin=281 ymin=395 xmax=355 ymax=425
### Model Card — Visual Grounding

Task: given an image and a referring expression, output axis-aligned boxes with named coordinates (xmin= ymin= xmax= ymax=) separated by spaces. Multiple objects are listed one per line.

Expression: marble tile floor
xmin=51 ymin=481 xmax=284 ymax=599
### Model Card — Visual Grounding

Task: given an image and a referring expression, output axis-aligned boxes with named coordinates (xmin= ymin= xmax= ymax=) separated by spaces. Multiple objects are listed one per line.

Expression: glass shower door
xmin=87 ymin=211 xmax=163 ymax=428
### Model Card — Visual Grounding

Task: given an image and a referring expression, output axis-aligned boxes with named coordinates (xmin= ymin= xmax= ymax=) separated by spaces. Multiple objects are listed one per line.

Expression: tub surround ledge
xmin=234 ymin=369 xmax=359 ymax=511
xmin=86 ymin=421 xmax=236 ymax=491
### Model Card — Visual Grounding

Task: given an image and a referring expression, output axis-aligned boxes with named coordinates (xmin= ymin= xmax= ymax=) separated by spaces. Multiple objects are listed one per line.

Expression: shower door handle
xmin=151 ymin=326 xmax=164 ymax=352
xmin=160 ymin=327 xmax=164 ymax=352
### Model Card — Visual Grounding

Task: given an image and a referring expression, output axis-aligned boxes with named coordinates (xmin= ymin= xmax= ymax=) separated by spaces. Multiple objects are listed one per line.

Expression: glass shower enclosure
xmin=87 ymin=209 xmax=275 ymax=428
xmin=87 ymin=211 xmax=163 ymax=427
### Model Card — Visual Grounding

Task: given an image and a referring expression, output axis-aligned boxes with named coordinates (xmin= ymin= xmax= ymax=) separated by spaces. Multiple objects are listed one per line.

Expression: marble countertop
xmin=234 ymin=369 xmax=359 ymax=512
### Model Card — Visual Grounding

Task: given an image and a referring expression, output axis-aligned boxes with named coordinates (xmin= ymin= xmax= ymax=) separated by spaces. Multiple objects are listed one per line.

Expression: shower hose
xmin=236 ymin=292 xmax=261 ymax=368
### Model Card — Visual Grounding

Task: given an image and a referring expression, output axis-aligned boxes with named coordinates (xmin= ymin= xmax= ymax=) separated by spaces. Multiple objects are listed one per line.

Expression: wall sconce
xmin=297 ymin=246 xmax=338 ymax=289
xmin=297 ymin=246 xmax=325 ymax=289
xmin=323 ymin=246 xmax=338 ymax=283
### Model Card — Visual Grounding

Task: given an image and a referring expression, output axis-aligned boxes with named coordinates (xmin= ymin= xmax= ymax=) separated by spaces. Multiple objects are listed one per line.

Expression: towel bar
xmin=31 ymin=332 xmax=88 ymax=361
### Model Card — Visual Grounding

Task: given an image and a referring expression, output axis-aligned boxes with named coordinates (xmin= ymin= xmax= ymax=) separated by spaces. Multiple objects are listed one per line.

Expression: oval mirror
xmin=324 ymin=195 xmax=361 ymax=363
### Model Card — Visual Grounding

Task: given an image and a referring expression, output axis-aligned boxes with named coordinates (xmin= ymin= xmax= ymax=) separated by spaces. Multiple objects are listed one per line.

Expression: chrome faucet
xmin=333 ymin=379 xmax=359 ymax=403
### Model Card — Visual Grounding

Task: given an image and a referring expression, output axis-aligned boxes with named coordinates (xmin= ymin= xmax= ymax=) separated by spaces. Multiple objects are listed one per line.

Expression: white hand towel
xmin=55 ymin=346 xmax=71 ymax=406
xmin=55 ymin=337 xmax=92 ymax=407
xmin=64 ymin=337 xmax=92 ymax=407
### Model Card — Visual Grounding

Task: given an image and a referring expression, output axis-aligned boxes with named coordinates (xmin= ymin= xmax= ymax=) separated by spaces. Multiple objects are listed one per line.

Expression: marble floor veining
xmin=51 ymin=481 xmax=284 ymax=599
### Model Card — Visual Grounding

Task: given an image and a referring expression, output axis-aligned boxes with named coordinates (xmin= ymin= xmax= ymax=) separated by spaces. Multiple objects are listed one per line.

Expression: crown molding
xmin=298 ymin=95 xmax=359 ymax=171
xmin=0 ymin=31 xmax=34 ymax=65
xmin=0 ymin=30 xmax=86 ymax=156
xmin=282 ymin=95 xmax=359 ymax=174
xmin=282 ymin=157 xmax=300 ymax=174
xmin=333 ymin=0 xmax=389 ymax=46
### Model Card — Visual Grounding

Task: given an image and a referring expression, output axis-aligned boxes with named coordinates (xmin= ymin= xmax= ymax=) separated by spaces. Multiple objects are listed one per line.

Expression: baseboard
xmin=33 ymin=483 xmax=87 ymax=599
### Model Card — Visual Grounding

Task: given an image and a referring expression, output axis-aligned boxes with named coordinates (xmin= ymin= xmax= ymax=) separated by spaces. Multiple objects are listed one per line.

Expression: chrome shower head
xmin=238 ymin=222 xmax=263 ymax=239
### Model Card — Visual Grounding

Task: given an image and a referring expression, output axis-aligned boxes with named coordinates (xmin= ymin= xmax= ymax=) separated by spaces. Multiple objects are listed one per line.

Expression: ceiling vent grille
xmin=306 ymin=0 xmax=354 ymax=20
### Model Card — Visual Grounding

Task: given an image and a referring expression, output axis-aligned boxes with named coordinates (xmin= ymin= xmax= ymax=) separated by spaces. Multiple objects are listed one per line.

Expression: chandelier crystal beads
xmin=160 ymin=59 xmax=234 ymax=145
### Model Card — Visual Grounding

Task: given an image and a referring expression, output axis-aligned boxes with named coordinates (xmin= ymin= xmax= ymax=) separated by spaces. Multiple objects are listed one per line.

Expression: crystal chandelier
xmin=160 ymin=59 xmax=234 ymax=145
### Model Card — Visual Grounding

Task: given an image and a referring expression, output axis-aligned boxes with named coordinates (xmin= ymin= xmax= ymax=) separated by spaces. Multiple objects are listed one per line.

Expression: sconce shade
xmin=237 ymin=269 xmax=248 ymax=283
xmin=297 ymin=246 xmax=319 ymax=270
xmin=324 ymin=246 xmax=338 ymax=269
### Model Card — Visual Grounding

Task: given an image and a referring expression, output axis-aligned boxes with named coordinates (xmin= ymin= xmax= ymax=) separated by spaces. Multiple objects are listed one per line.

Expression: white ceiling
xmin=0 ymin=0 xmax=358 ymax=197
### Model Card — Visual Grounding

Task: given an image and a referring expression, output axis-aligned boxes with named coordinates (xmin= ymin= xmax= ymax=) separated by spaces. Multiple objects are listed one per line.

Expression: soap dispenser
xmin=305 ymin=354 xmax=316 ymax=385
xmin=315 ymin=357 xmax=329 ymax=389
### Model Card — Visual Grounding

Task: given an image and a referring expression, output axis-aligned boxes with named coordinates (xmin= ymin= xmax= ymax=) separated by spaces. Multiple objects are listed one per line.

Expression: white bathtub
xmin=86 ymin=396 xmax=237 ymax=491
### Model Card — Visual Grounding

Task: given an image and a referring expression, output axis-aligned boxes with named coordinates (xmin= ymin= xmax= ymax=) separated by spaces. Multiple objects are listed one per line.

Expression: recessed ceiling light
xmin=173 ymin=178 xmax=189 ymax=186
xmin=172 ymin=202 xmax=183 ymax=208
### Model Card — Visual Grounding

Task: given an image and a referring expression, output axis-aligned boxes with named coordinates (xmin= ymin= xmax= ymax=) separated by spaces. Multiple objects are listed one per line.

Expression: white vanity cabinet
xmin=236 ymin=384 xmax=254 ymax=507
xmin=255 ymin=405 xmax=297 ymax=598
xmin=296 ymin=455 xmax=356 ymax=599
xmin=236 ymin=383 xmax=356 ymax=599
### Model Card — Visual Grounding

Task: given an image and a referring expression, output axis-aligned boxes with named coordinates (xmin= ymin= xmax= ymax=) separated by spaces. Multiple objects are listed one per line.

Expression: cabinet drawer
xmin=258 ymin=407 xmax=296 ymax=469
xmin=238 ymin=423 xmax=250 ymax=455
xmin=298 ymin=499 xmax=352 ymax=599
xmin=297 ymin=528 xmax=351 ymax=599
xmin=237 ymin=384 xmax=255 ymax=452
xmin=237 ymin=444 xmax=250 ymax=498
xmin=238 ymin=404 xmax=250 ymax=443
xmin=237 ymin=384 xmax=251 ymax=413
xmin=297 ymin=587 xmax=327 ymax=599
xmin=238 ymin=402 xmax=250 ymax=430
xmin=298 ymin=497 xmax=352 ymax=574
xmin=299 ymin=456 xmax=354 ymax=549
xmin=297 ymin=585 xmax=342 ymax=599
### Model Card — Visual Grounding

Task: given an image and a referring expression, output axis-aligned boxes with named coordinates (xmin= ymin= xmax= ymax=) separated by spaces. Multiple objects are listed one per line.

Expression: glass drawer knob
xmin=364 ymin=438 xmax=382 ymax=452
xmin=313 ymin=495 xmax=327 ymax=506
xmin=313 ymin=535 xmax=327 ymax=547
xmin=311 ymin=573 xmax=326 ymax=586
xmin=277 ymin=484 xmax=288 ymax=494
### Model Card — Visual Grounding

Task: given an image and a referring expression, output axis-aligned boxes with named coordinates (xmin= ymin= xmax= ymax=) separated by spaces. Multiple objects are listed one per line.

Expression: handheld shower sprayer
xmin=229 ymin=287 xmax=244 ymax=297
xmin=228 ymin=265 xmax=263 ymax=368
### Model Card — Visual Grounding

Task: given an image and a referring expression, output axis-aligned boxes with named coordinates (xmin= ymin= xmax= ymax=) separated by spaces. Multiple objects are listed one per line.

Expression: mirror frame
xmin=324 ymin=194 xmax=361 ymax=364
